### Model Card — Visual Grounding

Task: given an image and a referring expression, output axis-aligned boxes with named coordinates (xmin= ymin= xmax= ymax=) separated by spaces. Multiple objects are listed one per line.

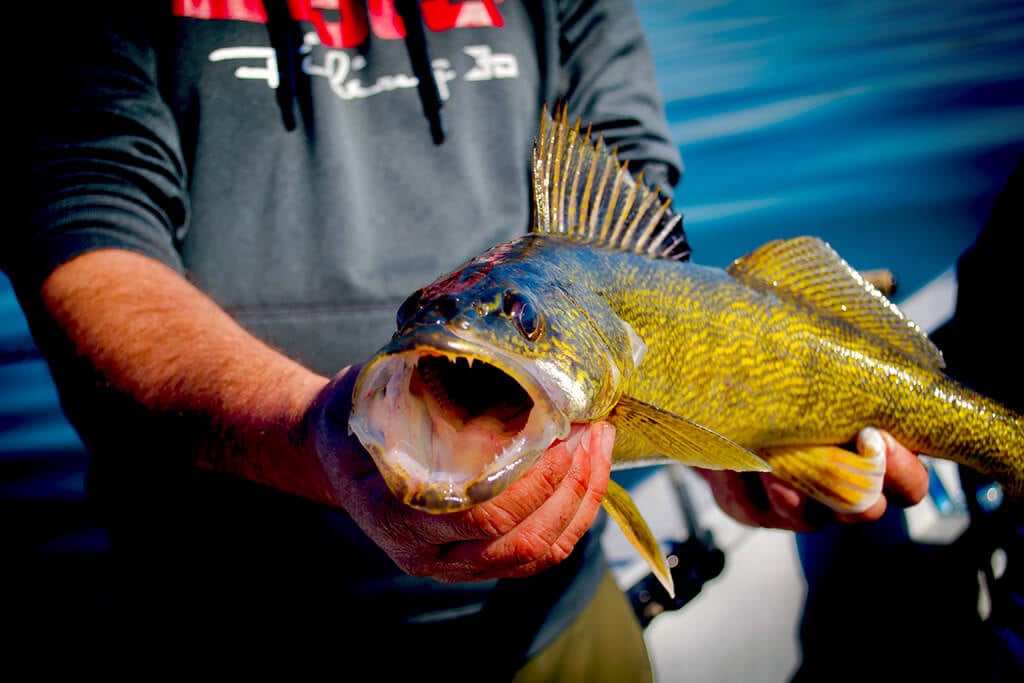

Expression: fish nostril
xmin=396 ymin=288 xmax=425 ymax=331
xmin=424 ymin=295 xmax=460 ymax=324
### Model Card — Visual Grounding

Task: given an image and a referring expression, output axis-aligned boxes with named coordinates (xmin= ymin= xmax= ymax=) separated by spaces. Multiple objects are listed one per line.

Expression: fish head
xmin=349 ymin=239 xmax=640 ymax=513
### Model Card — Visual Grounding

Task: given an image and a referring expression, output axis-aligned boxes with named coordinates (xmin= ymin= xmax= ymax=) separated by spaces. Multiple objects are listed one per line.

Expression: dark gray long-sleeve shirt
xmin=7 ymin=0 xmax=682 ymax=668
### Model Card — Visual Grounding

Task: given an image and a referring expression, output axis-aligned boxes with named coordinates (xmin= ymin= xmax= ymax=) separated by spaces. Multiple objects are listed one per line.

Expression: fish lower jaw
xmin=370 ymin=412 xmax=563 ymax=513
xmin=380 ymin=466 xmax=481 ymax=513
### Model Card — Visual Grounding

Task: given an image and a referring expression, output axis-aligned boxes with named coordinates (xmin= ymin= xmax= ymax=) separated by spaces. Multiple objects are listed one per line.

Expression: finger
xmin=832 ymin=431 xmax=927 ymax=524
xmin=462 ymin=423 xmax=589 ymax=537
xmin=695 ymin=469 xmax=757 ymax=526
xmin=403 ymin=424 xmax=586 ymax=579
xmin=435 ymin=423 xmax=598 ymax=577
xmin=698 ymin=467 xmax=834 ymax=532
xmin=833 ymin=490 xmax=887 ymax=524
xmin=698 ymin=469 xmax=788 ymax=529
xmin=760 ymin=473 xmax=834 ymax=533
xmin=436 ymin=422 xmax=613 ymax=580
xmin=474 ymin=421 xmax=615 ymax=580
xmin=877 ymin=429 xmax=929 ymax=506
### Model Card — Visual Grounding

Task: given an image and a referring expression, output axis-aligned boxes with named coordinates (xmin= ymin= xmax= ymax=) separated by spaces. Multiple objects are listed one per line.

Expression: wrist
xmin=302 ymin=364 xmax=369 ymax=510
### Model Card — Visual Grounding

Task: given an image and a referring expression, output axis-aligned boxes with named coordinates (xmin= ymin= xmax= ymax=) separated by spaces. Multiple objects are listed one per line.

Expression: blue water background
xmin=641 ymin=0 xmax=1024 ymax=280
xmin=2 ymin=0 xmax=1023 ymax=556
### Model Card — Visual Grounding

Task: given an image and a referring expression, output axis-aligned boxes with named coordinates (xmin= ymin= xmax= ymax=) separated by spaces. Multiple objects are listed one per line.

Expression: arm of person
xmin=39 ymin=247 xmax=614 ymax=583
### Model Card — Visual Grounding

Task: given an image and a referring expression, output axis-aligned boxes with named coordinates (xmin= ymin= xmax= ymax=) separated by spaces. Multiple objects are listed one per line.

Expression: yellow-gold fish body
xmin=349 ymin=106 xmax=1024 ymax=595
xmin=601 ymin=236 xmax=1024 ymax=504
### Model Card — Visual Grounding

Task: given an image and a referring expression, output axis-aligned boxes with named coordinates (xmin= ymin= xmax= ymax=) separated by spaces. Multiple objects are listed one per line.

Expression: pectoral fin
xmin=760 ymin=428 xmax=887 ymax=513
xmin=608 ymin=395 xmax=771 ymax=472
xmin=602 ymin=478 xmax=674 ymax=597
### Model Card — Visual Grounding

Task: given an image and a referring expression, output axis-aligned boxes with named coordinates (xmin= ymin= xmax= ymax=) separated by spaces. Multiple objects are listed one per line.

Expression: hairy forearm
xmin=39 ymin=248 xmax=337 ymax=505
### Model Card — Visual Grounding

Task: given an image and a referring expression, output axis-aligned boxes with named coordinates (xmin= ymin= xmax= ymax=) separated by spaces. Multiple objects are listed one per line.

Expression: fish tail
xmin=908 ymin=379 xmax=1024 ymax=505
xmin=970 ymin=420 xmax=1024 ymax=504
xmin=759 ymin=428 xmax=887 ymax=513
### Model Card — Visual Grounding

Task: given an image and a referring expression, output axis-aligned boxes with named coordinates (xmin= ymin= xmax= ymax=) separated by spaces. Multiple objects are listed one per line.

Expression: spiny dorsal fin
xmin=727 ymin=236 xmax=945 ymax=368
xmin=532 ymin=104 xmax=690 ymax=260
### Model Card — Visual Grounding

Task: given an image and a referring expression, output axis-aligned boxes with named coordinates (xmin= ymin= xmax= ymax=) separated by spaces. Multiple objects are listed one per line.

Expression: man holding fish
xmin=5 ymin=1 xmax=929 ymax=679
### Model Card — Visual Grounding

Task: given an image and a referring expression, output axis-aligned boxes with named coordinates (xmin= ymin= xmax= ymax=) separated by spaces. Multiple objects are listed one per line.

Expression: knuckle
xmin=537 ymin=460 xmax=565 ymax=492
xmin=564 ymin=460 xmax=591 ymax=500
xmin=509 ymin=528 xmax=551 ymax=565
xmin=548 ymin=537 xmax=574 ymax=565
xmin=467 ymin=501 xmax=518 ymax=537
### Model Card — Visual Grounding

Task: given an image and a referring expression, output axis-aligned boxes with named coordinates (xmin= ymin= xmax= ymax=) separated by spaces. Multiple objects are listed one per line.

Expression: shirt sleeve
xmin=5 ymin=6 xmax=188 ymax=295
xmin=556 ymin=0 xmax=684 ymax=199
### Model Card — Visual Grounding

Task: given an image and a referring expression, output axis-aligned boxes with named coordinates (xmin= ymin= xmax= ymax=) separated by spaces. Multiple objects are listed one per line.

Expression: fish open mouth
xmin=411 ymin=354 xmax=532 ymax=437
xmin=349 ymin=332 xmax=568 ymax=513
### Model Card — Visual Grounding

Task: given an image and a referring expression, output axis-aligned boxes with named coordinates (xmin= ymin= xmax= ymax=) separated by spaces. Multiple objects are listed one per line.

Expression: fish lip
xmin=350 ymin=325 xmax=571 ymax=513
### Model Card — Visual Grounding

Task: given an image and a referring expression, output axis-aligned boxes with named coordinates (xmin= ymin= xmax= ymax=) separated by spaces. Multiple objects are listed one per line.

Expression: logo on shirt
xmin=175 ymin=0 xmax=506 ymax=45
xmin=179 ymin=1 xmax=519 ymax=101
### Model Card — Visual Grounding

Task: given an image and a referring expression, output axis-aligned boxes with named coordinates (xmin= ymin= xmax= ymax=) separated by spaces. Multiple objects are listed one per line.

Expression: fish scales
xmin=349 ymin=106 xmax=1024 ymax=595
xmin=503 ymin=235 xmax=1024 ymax=484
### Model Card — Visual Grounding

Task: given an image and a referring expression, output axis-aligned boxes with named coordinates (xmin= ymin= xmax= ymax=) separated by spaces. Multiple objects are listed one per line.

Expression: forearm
xmin=39 ymin=248 xmax=337 ymax=506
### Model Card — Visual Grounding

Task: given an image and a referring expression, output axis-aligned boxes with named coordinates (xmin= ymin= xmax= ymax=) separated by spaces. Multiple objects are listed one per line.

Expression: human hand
xmin=696 ymin=429 xmax=929 ymax=532
xmin=309 ymin=365 xmax=615 ymax=583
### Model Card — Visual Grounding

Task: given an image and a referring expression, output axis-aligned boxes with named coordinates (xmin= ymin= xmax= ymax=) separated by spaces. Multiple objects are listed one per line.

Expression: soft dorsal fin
xmin=727 ymin=236 xmax=945 ymax=368
xmin=532 ymin=104 xmax=690 ymax=260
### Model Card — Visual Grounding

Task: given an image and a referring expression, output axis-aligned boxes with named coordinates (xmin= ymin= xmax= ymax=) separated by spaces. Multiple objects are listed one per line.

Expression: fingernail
xmin=598 ymin=423 xmax=614 ymax=464
xmin=563 ymin=425 xmax=586 ymax=454
xmin=858 ymin=426 xmax=883 ymax=450
xmin=856 ymin=427 xmax=888 ymax=470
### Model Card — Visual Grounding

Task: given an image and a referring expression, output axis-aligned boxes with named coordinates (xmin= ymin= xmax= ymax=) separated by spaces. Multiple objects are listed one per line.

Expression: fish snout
xmin=406 ymin=294 xmax=474 ymax=329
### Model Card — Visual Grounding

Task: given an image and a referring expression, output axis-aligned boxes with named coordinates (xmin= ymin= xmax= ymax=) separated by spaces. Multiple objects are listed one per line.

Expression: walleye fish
xmin=350 ymin=106 xmax=1024 ymax=596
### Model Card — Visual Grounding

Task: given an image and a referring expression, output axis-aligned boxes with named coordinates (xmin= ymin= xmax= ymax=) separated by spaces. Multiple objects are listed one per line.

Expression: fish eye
xmin=503 ymin=290 xmax=542 ymax=341
xmin=396 ymin=289 xmax=424 ymax=331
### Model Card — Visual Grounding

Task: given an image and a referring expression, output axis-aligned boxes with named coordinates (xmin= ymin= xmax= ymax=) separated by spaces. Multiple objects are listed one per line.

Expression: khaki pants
xmin=512 ymin=570 xmax=654 ymax=683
